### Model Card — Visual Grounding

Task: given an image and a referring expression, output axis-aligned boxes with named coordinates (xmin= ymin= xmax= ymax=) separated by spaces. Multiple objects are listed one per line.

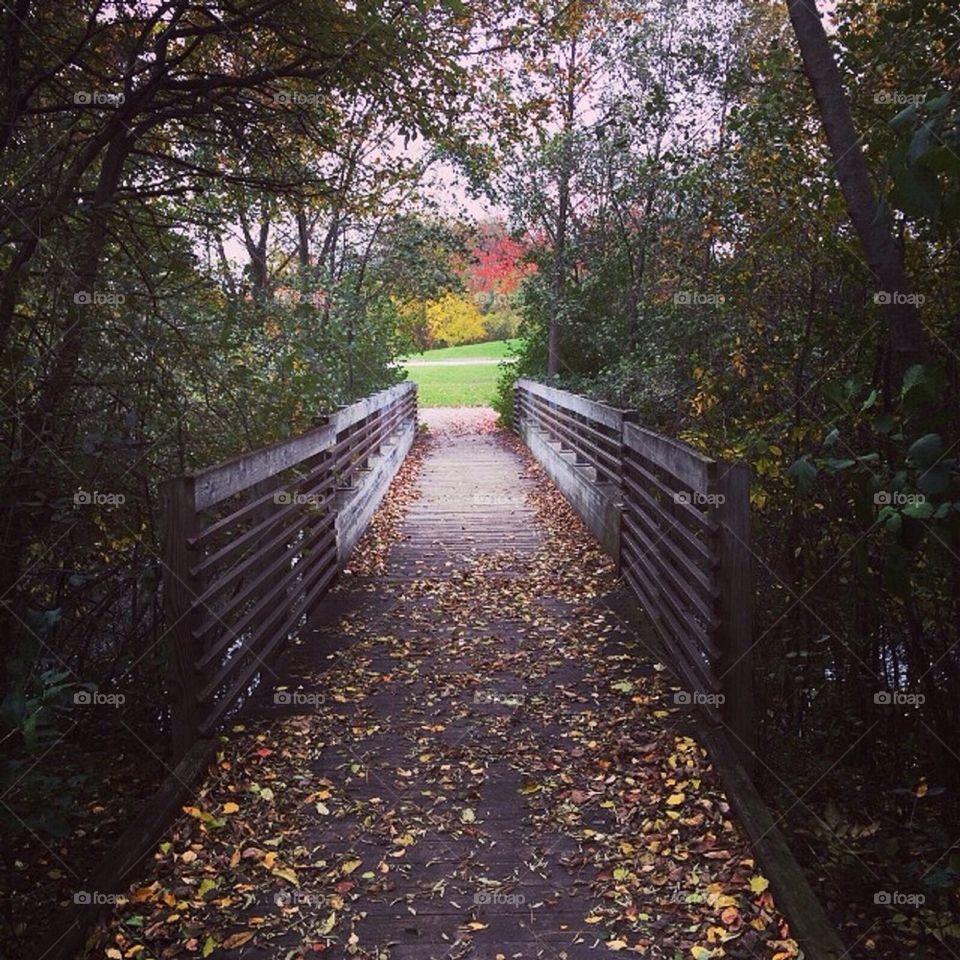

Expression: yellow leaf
xmin=666 ymin=792 xmax=685 ymax=806
xmin=318 ymin=912 xmax=337 ymax=935
xmin=749 ymin=874 xmax=770 ymax=894
xmin=223 ymin=801 xmax=240 ymax=814
xmin=202 ymin=936 xmax=217 ymax=957
xmin=271 ymin=866 xmax=299 ymax=886
xmin=341 ymin=858 xmax=362 ymax=875
xmin=467 ymin=922 xmax=488 ymax=930
xmin=607 ymin=940 xmax=628 ymax=951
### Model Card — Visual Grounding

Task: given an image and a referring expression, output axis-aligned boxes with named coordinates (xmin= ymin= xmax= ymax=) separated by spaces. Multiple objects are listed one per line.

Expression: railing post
xmin=161 ymin=475 xmax=204 ymax=758
xmin=712 ymin=463 xmax=755 ymax=771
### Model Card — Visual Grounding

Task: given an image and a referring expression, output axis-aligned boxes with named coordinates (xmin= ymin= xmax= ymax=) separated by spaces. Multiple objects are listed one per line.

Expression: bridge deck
xmin=91 ymin=410 xmax=789 ymax=960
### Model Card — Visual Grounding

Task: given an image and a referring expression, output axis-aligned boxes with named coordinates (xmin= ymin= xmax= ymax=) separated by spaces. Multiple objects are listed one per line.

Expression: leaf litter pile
xmin=87 ymin=418 xmax=798 ymax=960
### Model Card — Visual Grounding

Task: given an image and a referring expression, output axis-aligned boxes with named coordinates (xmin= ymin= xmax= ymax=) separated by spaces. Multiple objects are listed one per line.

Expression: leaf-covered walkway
xmin=91 ymin=411 xmax=796 ymax=960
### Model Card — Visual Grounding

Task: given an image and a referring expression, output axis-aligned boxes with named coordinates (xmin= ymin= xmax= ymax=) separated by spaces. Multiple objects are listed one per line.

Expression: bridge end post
xmin=713 ymin=462 xmax=756 ymax=774
xmin=161 ymin=475 xmax=204 ymax=759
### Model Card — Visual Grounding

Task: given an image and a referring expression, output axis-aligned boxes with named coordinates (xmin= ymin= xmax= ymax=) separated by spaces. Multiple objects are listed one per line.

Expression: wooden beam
xmin=712 ymin=462 xmax=755 ymax=767
xmin=623 ymin=421 xmax=714 ymax=495
xmin=516 ymin=378 xmax=626 ymax=431
xmin=161 ymin=476 xmax=204 ymax=758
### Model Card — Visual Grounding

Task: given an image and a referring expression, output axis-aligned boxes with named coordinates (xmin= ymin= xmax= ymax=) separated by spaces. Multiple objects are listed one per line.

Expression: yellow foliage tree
xmin=425 ymin=293 xmax=486 ymax=346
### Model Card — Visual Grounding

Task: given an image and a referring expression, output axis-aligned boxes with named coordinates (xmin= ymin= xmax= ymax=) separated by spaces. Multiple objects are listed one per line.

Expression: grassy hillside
xmin=403 ymin=338 xmax=522 ymax=362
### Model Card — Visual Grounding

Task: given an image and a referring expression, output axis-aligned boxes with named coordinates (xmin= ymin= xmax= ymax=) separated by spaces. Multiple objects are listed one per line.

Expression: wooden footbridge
xmin=49 ymin=382 xmax=846 ymax=960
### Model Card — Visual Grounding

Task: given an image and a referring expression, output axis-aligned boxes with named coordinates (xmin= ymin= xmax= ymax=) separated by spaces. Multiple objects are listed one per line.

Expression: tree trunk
xmin=548 ymin=35 xmax=578 ymax=377
xmin=786 ymin=0 xmax=930 ymax=387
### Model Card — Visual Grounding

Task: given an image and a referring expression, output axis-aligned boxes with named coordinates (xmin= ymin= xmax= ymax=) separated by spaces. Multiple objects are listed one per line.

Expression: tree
xmin=426 ymin=293 xmax=488 ymax=345
xmin=786 ymin=0 xmax=931 ymax=389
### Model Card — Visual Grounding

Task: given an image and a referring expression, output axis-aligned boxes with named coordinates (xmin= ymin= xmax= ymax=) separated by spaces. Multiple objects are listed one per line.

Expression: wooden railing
xmin=514 ymin=378 xmax=626 ymax=483
xmin=514 ymin=379 xmax=753 ymax=749
xmin=162 ymin=382 xmax=416 ymax=754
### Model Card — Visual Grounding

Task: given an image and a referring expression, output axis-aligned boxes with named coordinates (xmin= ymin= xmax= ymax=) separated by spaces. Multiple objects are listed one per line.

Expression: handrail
xmin=514 ymin=378 xmax=753 ymax=750
xmin=161 ymin=381 xmax=417 ymax=754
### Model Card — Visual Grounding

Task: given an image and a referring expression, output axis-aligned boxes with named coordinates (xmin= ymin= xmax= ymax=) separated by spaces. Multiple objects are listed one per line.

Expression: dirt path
xmin=88 ymin=414 xmax=797 ymax=960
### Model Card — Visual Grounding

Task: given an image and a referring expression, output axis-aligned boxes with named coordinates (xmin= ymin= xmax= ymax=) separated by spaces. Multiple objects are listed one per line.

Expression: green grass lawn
xmin=402 ymin=338 xmax=522 ymax=361
xmin=404 ymin=361 xmax=502 ymax=406
xmin=400 ymin=338 xmax=523 ymax=406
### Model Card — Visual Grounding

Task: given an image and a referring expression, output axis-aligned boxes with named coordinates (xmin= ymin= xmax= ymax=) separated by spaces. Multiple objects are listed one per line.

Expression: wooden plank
xmin=194 ymin=524 xmax=336 ymax=668
xmin=197 ymin=549 xmax=340 ymax=735
xmin=624 ymin=421 xmax=714 ymax=495
xmin=621 ymin=464 xmax=717 ymax=560
xmin=161 ymin=476 xmax=204 ymax=757
xmin=190 ymin=457 xmax=333 ymax=549
xmin=191 ymin=492 xmax=323 ymax=580
xmin=623 ymin=452 xmax=717 ymax=533
xmin=619 ymin=549 xmax=722 ymax=704
xmin=621 ymin=503 xmax=718 ymax=607
xmin=516 ymin=378 xmax=626 ymax=431
xmin=193 ymin=521 xmax=335 ymax=642
xmin=192 ymin=495 xmax=331 ymax=606
xmin=189 ymin=383 xmax=413 ymax=510
xmin=696 ymin=725 xmax=847 ymax=960
xmin=528 ymin=395 xmax=621 ymax=459
xmin=712 ymin=462 xmax=755 ymax=767
xmin=328 ymin=381 xmax=415 ymax=434
xmin=619 ymin=522 xmax=720 ymax=660
xmin=191 ymin=422 xmax=336 ymax=511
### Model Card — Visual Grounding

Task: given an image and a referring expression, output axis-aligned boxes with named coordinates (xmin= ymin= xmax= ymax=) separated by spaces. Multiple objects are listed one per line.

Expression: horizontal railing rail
xmin=514 ymin=379 xmax=753 ymax=748
xmin=514 ymin=377 xmax=628 ymax=484
xmin=162 ymin=382 xmax=417 ymax=754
